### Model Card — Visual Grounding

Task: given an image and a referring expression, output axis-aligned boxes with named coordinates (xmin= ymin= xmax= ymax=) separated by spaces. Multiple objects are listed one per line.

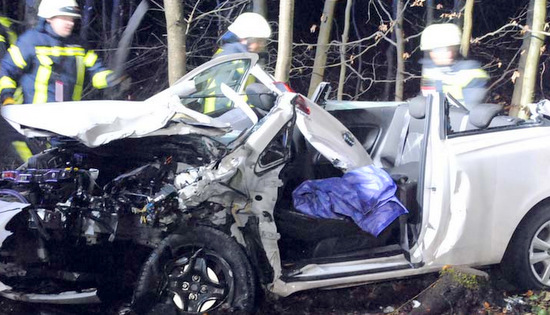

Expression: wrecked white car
xmin=0 ymin=53 xmax=549 ymax=314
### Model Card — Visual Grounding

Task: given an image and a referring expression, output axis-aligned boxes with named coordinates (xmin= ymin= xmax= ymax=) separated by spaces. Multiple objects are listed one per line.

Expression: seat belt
xmin=395 ymin=111 xmax=410 ymax=166
xmin=394 ymin=175 xmax=411 ymax=261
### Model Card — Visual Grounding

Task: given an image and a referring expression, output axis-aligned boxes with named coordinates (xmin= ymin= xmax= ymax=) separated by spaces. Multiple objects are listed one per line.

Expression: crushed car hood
xmin=1 ymin=96 xmax=231 ymax=148
xmin=0 ymin=54 xmax=263 ymax=148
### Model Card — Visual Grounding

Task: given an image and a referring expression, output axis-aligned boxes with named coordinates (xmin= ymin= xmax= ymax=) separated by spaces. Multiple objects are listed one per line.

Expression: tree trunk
xmin=394 ymin=0 xmax=404 ymax=101
xmin=129 ymin=0 xmax=136 ymax=14
xmin=102 ymin=0 xmax=109 ymax=43
xmin=80 ymin=0 xmax=94 ymax=45
xmin=409 ymin=266 xmax=489 ymax=315
xmin=510 ymin=0 xmax=546 ymax=118
xmin=111 ymin=0 xmax=121 ymax=46
xmin=24 ymin=0 xmax=40 ymax=30
xmin=383 ymin=45 xmax=395 ymax=101
xmin=308 ymin=0 xmax=337 ymax=98
xmin=275 ymin=0 xmax=294 ymax=82
xmin=383 ymin=1 xmax=395 ymax=101
xmin=164 ymin=0 xmax=187 ymax=85
xmin=426 ymin=0 xmax=434 ymax=25
xmin=337 ymin=0 xmax=353 ymax=100
xmin=253 ymin=0 xmax=267 ymax=18
xmin=460 ymin=0 xmax=474 ymax=57
xmin=352 ymin=1 xmax=363 ymax=99
xmin=453 ymin=0 xmax=465 ymax=27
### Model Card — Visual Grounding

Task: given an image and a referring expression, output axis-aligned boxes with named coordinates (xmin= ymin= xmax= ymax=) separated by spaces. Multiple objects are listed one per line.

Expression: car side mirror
xmin=311 ymin=82 xmax=332 ymax=107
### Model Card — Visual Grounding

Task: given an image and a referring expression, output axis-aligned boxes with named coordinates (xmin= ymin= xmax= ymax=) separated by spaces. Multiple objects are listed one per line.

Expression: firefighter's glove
xmin=2 ymin=97 xmax=14 ymax=106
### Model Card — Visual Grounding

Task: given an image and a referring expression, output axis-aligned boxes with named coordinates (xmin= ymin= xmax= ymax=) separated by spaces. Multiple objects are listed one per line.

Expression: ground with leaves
xmin=0 ymin=266 xmax=549 ymax=315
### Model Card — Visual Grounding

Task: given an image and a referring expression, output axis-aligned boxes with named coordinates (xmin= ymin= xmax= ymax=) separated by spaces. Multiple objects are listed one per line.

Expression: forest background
xmin=1 ymin=1 xmax=550 ymax=314
xmin=2 ymin=0 xmax=547 ymax=116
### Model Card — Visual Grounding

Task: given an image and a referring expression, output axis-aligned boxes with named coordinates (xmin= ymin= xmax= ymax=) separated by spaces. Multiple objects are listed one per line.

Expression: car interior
xmin=274 ymin=96 xmax=428 ymax=277
xmin=445 ymin=94 xmax=525 ymax=134
xmin=270 ymin=93 xmax=538 ymax=277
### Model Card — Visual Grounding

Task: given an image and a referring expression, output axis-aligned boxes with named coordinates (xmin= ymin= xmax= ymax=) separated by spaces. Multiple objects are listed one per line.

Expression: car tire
xmin=132 ymin=226 xmax=257 ymax=314
xmin=503 ymin=203 xmax=550 ymax=289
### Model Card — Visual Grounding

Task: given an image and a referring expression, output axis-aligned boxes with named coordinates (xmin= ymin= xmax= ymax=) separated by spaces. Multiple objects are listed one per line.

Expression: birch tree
xmin=460 ymin=0 xmax=474 ymax=57
xmin=394 ymin=0 xmax=405 ymax=101
xmin=164 ymin=0 xmax=187 ymax=85
xmin=252 ymin=0 xmax=267 ymax=17
xmin=111 ymin=0 xmax=121 ymax=42
xmin=426 ymin=0 xmax=434 ymax=25
xmin=80 ymin=0 xmax=94 ymax=43
xmin=337 ymin=0 xmax=353 ymax=100
xmin=510 ymin=0 xmax=546 ymax=118
xmin=24 ymin=0 xmax=40 ymax=29
xmin=102 ymin=0 xmax=109 ymax=43
xmin=308 ymin=0 xmax=337 ymax=97
xmin=275 ymin=0 xmax=294 ymax=82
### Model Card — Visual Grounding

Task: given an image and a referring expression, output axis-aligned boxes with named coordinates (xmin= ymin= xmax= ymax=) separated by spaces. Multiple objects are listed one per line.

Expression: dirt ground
xmin=0 ymin=266 xmax=540 ymax=315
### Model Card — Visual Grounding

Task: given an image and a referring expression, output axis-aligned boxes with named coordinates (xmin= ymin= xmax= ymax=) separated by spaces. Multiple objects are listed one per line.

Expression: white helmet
xmin=228 ymin=13 xmax=271 ymax=39
xmin=38 ymin=0 xmax=81 ymax=19
xmin=420 ymin=23 xmax=461 ymax=51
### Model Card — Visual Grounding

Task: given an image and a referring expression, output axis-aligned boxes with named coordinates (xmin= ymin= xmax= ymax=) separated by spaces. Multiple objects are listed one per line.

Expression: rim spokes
xmin=541 ymin=264 xmax=550 ymax=284
xmin=531 ymin=223 xmax=550 ymax=285
xmin=532 ymin=235 xmax=550 ymax=252
xmin=531 ymin=252 xmax=550 ymax=265
xmin=164 ymin=249 xmax=229 ymax=313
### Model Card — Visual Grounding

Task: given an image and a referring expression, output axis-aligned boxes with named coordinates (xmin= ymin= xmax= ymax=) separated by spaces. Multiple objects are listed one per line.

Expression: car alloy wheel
xmin=161 ymin=248 xmax=233 ymax=313
xmin=132 ymin=226 xmax=257 ymax=314
xmin=503 ymin=203 xmax=550 ymax=289
xmin=529 ymin=220 xmax=550 ymax=286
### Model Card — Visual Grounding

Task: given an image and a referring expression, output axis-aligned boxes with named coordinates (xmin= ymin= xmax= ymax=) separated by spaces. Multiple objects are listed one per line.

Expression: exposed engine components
xmin=137 ymin=184 xmax=178 ymax=224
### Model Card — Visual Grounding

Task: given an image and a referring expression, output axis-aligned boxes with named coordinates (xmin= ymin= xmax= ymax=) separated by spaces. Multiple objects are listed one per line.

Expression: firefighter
xmin=201 ymin=13 xmax=271 ymax=114
xmin=0 ymin=0 xmax=122 ymax=106
xmin=0 ymin=15 xmax=35 ymax=169
xmin=420 ymin=23 xmax=489 ymax=111
xmin=214 ymin=12 xmax=271 ymax=57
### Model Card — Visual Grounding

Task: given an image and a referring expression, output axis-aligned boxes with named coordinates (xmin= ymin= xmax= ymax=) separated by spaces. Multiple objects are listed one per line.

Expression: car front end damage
xmin=0 ymin=132 xmax=244 ymax=302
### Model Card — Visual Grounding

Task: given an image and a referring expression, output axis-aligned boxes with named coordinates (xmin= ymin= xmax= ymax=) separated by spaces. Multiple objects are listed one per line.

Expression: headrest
xmin=408 ymin=95 xmax=427 ymax=119
xmin=468 ymin=103 xmax=503 ymax=128
xmin=245 ymin=83 xmax=276 ymax=111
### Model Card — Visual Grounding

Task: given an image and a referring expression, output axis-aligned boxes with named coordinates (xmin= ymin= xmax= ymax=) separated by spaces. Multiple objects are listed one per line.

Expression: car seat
xmin=245 ymin=83 xmax=276 ymax=118
xmin=449 ymin=103 xmax=522 ymax=132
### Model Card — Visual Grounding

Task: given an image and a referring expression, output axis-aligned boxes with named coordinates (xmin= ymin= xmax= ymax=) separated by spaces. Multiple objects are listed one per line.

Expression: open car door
xmin=294 ymin=95 xmax=373 ymax=171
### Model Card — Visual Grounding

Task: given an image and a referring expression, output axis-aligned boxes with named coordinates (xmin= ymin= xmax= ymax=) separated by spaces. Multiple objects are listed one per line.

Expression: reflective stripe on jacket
xmin=421 ymin=58 xmax=488 ymax=110
xmin=0 ymin=17 xmax=17 ymax=45
xmin=0 ymin=19 xmax=114 ymax=104
xmin=0 ymin=16 xmax=17 ymax=60
xmin=203 ymin=43 xmax=253 ymax=114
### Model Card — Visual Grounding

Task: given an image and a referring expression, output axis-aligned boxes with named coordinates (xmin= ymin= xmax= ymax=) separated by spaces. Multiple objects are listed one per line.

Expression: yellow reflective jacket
xmin=0 ymin=19 xmax=115 ymax=104
xmin=421 ymin=58 xmax=489 ymax=110
xmin=0 ymin=16 xmax=17 ymax=59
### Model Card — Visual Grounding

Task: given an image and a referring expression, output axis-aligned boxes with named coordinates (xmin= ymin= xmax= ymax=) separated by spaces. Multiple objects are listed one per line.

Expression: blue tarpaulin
xmin=292 ymin=165 xmax=408 ymax=237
